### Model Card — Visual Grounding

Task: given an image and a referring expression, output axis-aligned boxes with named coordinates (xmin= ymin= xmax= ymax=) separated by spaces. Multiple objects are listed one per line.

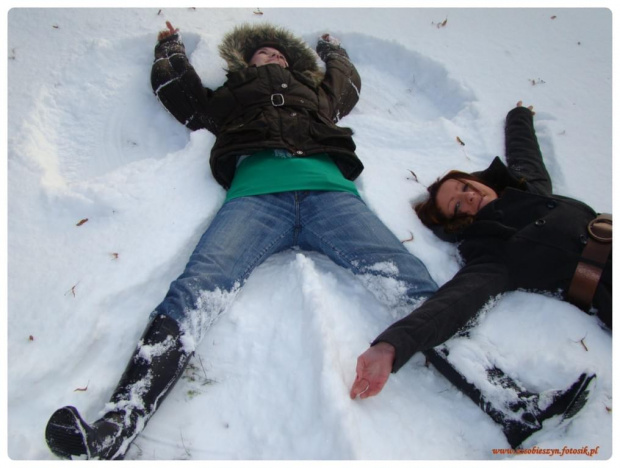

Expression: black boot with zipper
xmin=45 ymin=314 xmax=192 ymax=460
xmin=424 ymin=346 xmax=596 ymax=449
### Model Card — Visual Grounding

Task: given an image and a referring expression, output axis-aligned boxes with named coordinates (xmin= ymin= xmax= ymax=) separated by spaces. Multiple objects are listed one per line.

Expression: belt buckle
xmin=588 ymin=216 xmax=612 ymax=243
xmin=271 ymin=93 xmax=285 ymax=106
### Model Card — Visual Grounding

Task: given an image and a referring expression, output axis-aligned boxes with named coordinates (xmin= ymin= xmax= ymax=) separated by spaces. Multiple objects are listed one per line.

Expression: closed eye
xmin=258 ymin=49 xmax=284 ymax=59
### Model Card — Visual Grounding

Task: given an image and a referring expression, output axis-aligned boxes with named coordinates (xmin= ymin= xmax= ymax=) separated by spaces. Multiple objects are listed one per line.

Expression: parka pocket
xmin=219 ymin=108 xmax=269 ymax=145
xmin=309 ymin=117 xmax=355 ymax=151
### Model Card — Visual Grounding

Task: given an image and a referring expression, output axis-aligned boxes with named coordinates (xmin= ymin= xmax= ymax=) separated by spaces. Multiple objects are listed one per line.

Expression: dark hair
xmin=414 ymin=170 xmax=490 ymax=233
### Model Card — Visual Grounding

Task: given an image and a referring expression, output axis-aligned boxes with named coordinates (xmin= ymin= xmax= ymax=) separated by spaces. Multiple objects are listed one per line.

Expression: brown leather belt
xmin=567 ymin=213 xmax=612 ymax=311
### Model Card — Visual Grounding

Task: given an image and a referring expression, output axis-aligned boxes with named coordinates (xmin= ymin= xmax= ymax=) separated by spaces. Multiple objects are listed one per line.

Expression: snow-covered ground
xmin=5 ymin=4 xmax=614 ymax=463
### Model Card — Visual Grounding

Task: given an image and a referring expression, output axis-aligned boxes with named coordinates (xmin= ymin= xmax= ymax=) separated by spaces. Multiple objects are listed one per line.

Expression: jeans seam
xmin=240 ymin=225 xmax=296 ymax=281
xmin=304 ymin=225 xmax=360 ymax=274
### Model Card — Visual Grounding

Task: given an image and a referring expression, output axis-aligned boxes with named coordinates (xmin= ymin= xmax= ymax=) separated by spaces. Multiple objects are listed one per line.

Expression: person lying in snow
xmin=44 ymin=21 xmax=439 ymax=460
xmin=350 ymin=102 xmax=609 ymax=447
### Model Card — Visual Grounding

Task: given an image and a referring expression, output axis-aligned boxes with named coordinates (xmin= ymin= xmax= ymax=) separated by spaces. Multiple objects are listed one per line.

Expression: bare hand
xmin=321 ymin=33 xmax=341 ymax=46
xmin=157 ymin=21 xmax=179 ymax=42
xmin=516 ymin=100 xmax=535 ymax=115
xmin=350 ymin=342 xmax=395 ymax=399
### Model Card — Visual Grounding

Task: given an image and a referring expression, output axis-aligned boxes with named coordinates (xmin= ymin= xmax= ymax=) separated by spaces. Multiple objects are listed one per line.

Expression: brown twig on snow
xmin=401 ymin=231 xmax=414 ymax=243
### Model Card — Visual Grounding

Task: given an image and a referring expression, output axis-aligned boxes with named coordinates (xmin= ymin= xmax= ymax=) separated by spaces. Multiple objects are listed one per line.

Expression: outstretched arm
xmin=151 ymin=22 xmax=218 ymax=133
xmin=373 ymin=255 xmax=511 ymax=374
xmin=351 ymin=249 xmax=512 ymax=399
xmin=504 ymin=101 xmax=552 ymax=195
xmin=316 ymin=34 xmax=361 ymax=123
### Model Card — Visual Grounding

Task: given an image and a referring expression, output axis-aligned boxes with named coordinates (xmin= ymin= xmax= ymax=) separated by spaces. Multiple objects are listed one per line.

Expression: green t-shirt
xmin=225 ymin=149 xmax=360 ymax=201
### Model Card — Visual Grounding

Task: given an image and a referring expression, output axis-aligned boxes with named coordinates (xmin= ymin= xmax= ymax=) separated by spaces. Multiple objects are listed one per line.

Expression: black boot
xmin=424 ymin=347 xmax=596 ymax=449
xmin=45 ymin=314 xmax=192 ymax=460
xmin=486 ymin=367 xmax=596 ymax=448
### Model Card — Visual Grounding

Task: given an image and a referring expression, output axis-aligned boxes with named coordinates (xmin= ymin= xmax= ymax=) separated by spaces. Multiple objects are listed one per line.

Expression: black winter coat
xmin=150 ymin=34 xmax=363 ymax=189
xmin=375 ymin=106 xmax=611 ymax=372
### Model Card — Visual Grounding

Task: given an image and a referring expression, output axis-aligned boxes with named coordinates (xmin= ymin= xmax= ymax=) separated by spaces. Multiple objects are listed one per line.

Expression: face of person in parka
xmin=248 ymin=46 xmax=289 ymax=68
xmin=218 ymin=23 xmax=324 ymax=88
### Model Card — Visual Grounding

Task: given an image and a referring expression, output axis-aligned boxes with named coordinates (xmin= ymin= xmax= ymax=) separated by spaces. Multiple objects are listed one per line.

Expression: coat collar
xmin=472 ymin=156 xmax=524 ymax=195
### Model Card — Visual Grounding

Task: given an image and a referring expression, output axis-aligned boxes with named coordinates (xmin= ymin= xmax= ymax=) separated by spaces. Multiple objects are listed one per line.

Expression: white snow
xmin=4 ymin=3 xmax=614 ymax=464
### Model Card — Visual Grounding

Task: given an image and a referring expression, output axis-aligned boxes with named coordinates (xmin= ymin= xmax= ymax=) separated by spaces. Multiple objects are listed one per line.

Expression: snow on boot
xmin=45 ymin=314 xmax=192 ymax=460
xmin=537 ymin=372 xmax=597 ymax=423
xmin=423 ymin=347 xmax=596 ymax=449
xmin=498 ymin=372 xmax=596 ymax=448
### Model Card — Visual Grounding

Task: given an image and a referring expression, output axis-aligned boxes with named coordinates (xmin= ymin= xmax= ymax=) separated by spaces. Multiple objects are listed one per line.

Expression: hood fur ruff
xmin=219 ymin=23 xmax=324 ymax=86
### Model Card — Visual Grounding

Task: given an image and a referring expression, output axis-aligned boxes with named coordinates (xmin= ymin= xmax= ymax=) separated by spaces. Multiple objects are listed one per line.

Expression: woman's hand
xmin=349 ymin=342 xmax=396 ymax=399
xmin=320 ymin=33 xmax=341 ymax=47
xmin=157 ymin=21 xmax=179 ymax=42
xmin=316 ymin=33 xmax=344 ymax=61
xmin=517 ymin=100 xmax=535 ymax=115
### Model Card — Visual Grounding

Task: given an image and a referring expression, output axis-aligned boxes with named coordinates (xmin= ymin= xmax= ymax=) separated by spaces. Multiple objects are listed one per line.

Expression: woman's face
xmin=435 ymin=178 xmax=498 ymax=219
xmin=249 ymin=47 xmax=289 ymax=68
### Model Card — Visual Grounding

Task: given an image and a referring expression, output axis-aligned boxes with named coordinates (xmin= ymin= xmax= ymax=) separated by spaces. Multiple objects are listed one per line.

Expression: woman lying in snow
xmin=351 ymin=102 xmax=610 ymax=398
xmin=350 ymin=102 xmax=609 ymax=447
xmin=44 ymin=21 xmax=438 ymax=460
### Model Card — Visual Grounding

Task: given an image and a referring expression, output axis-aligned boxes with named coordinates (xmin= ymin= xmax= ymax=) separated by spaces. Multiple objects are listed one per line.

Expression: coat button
xmin=535 ymin=219 xmax=546 ymax=227
xmin=295 ymin=150 xmax=304 ymax=155
xmin=281 ymin=83 xmax=288 ymax=88
xmin=291 ymin=112 xmax=297 ymax=117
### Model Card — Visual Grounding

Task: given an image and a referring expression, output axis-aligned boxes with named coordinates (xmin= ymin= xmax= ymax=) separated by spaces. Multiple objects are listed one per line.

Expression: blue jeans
xmin=153 ymin=191 xmax=438 ymax=342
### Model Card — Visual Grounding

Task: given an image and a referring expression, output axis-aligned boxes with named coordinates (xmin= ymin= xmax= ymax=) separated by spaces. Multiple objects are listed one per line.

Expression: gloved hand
xmin=316 ymin=33 xmax=349 ymax=61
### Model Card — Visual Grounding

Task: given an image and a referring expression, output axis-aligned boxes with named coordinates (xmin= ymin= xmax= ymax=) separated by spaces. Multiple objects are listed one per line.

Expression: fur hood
xmin=218 ymin=23 xmax=324 ymax=86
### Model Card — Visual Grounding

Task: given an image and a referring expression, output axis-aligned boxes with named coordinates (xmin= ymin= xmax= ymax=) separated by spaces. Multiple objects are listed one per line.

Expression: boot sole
xmin=560 ymin=373 xmax=597 ymax=421
xmin=45 ymin=406 xmax=90 ymax=459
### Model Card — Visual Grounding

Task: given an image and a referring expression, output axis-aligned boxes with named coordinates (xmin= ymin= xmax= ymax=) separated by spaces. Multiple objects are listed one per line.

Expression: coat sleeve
xmin=504 ymin=106 xmax=552 ymax=195
xmin=150 ymin=34 xmax=219 ymax=133
xmin=372 ymin=252 xmax=511 ymax=373
xmin=317 ymin=47 xmax=361 ymax=123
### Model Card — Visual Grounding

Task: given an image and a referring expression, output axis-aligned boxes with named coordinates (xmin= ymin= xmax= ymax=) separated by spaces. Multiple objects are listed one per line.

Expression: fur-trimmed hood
xmin=218 ymin=23 xmax=324 ymax=86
